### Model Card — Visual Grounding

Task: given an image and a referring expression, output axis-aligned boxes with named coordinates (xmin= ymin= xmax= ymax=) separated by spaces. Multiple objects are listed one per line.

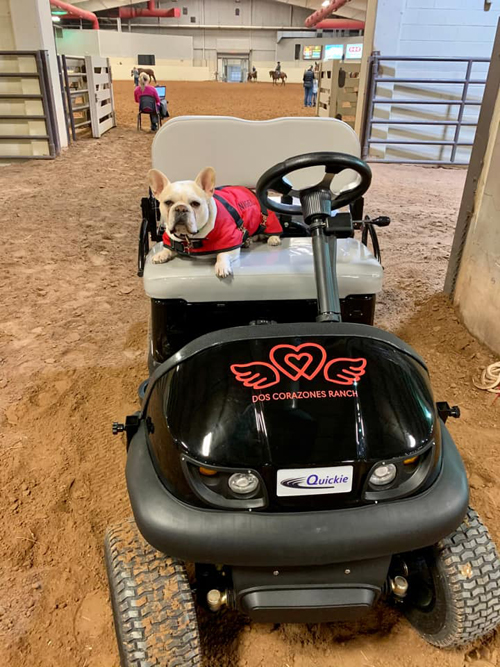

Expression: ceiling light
xmin=51 ymin=15 xmax=61 ymax=22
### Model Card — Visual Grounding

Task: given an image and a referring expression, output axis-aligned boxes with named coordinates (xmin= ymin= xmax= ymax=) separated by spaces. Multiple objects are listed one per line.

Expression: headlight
xmin=364 ymin=442 xmax=439 ymax=502
xmin=182 ymin=458 xmax=267 ymax=510
xmin=228 ymin=472 xmax=260 ymax=495
xmin=369 ymin=463 xmax=397 ymax=487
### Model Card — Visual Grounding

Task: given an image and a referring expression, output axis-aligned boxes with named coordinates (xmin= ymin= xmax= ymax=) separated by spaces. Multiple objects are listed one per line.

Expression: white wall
xmin=370 ymin=0 xmax=500 ymax=162
xmin=100 ymin=31 xmax=193 ymax=61
xmin=56 ymin=29 xmax=100 ymax=56
xmin=56 ymin=30 xmax=193 ymax=61
xmin=399 ymin=0 xmax=500 ymax=58
xmin=374 ymin=0 xmax=500 ymax=58
xmin=0 ymin=0 xmax=15 ymax=49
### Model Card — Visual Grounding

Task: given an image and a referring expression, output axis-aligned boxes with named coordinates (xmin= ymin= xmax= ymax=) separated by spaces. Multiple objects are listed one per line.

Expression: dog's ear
xmin=149 ymin=169 xmax=170 ymax=198
xmin=195 ymin=167 xmax=216 ymax=196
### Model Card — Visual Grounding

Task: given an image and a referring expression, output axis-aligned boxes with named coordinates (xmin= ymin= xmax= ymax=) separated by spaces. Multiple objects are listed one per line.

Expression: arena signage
xmin=345 ymin=44 xmax=363 ymax=60
xmin=324 ymin=44 xmax=344 ymax=61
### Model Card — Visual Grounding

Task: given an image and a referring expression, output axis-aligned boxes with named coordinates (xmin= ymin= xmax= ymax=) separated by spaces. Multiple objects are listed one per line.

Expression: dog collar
xmin=169 ymin=236 xmax=205 ymax=254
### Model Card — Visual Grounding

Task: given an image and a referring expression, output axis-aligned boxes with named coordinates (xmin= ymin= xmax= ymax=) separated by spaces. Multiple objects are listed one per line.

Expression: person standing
xmin=131 ymin=66 xmax=139 ymax=86
xmin=303 ymin=66 xmax=314 ymax=107
xmin=311 ymin=75 xmax=318 ymax=107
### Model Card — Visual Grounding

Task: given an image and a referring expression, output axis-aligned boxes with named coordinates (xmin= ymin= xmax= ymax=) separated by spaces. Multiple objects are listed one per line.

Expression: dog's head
xmin=149 ymin=167 xmax=216 ymax=237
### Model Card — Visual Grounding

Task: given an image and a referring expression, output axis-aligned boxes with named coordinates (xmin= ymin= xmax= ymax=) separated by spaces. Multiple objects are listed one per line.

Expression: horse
xmin=138 ymin=67 xmax=157 ymax=84
xmin=247 ymin=71 xmax=258 ymax=82
xmin=269 ymin=70 xmax=287 ymax=86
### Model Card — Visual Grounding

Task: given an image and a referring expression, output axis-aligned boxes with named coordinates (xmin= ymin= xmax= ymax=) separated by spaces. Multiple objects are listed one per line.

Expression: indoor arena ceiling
xmin=68 ymin=0 xmax=368 ymax=23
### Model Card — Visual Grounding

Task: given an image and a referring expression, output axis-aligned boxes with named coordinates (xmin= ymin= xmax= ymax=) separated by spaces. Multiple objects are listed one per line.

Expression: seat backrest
xmin=139 ymin=94 xmax=156 ymax=113
xmin=151 ymin=116 xmax=362 ymax=193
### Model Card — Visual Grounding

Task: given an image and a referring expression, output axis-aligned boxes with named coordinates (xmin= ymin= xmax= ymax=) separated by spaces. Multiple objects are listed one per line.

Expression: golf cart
xmin=106 ymin=116 xmax=500 ymax=667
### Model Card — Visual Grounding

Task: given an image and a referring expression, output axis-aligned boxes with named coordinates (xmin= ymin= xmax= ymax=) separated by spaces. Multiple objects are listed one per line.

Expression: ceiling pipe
xmin=119 ymin=1 xmax=181 ymax=19
xmin=305 ymin=0 xmax=351 ymax=28
xmin=315 ymin=18 xmax=365 ymax=29
xmin=50 ymin=0 xmax=99 ymax=29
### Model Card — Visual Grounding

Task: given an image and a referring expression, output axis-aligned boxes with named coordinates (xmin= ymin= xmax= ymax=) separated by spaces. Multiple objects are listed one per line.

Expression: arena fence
xmin=362 ymin=53 xmax=490 ymax=165
xmin=0 ymin=50 xmax=60 ymax=160
xmin=317 ymin=60 xmax=361 ymax=129
xmin=59 ymin=55 xmax=116 ymax=143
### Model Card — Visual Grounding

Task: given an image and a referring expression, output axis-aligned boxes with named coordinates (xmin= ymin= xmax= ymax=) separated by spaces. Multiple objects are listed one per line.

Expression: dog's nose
xmin=175 ymin=205 xmax=189 ymax=214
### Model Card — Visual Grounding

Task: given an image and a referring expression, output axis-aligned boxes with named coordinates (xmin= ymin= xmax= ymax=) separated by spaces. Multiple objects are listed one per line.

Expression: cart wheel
xmin=105 ymin=518 xmax=201 ymax=667
xmin=403 ymin=507 xmax=500 ymax=647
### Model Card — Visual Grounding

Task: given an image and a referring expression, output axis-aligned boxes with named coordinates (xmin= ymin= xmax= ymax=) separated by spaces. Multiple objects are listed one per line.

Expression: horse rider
xmin=252 ymin=66 xmax=257 ymax=74
xmin=275 ymin=61 xmax=281 ymax=76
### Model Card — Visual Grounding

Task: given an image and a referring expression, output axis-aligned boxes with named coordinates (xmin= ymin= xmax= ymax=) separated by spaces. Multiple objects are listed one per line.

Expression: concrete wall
xmin=56 ymin=29 xmax=194 ymax=60
xmin=370 ymin=0 xmax=500 ymax=162
xmin=453 ymin=85 xmax=500 ymax=354
xmin=374 ymin=0 xmax=500 ymax=58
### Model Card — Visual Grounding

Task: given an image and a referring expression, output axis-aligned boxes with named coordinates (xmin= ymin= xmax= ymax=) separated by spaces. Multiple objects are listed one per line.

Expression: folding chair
xmin=137 ymin=95 xmax=161 ymax=131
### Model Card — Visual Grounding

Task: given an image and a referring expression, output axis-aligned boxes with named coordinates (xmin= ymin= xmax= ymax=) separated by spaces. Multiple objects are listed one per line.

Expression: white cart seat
xmin=151 ymin=115 xmax=362 ymax=194
xmin=146 ymin=116 xmax=382 ymax=304
xmin=144 ymin=238 xmax=383 ymax=302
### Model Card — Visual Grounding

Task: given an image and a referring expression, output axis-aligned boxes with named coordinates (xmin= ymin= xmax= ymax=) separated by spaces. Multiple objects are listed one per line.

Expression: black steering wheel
xmin=256 ymin=152 xmax=372 ymax=219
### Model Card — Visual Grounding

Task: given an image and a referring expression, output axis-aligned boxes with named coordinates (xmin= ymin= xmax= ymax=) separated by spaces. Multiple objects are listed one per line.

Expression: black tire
xmin=105 ymin=518 xmax=201 ymax=667
xmin=403 ymin=506 xmax=500 ymax=647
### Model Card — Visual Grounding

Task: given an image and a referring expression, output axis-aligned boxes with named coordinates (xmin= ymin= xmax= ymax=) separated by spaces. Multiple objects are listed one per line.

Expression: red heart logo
xmin=270 ymin=343 xmax=327 ymax=381
xmin=283 ymin=353 xmax=314 ymax=379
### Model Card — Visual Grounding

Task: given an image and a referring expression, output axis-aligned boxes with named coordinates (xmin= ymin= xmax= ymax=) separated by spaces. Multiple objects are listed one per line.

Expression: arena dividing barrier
xmin=316 ymin=60 xmax=361 ymax=129
xmin=58 ymin=54 xmax=116 ymax=142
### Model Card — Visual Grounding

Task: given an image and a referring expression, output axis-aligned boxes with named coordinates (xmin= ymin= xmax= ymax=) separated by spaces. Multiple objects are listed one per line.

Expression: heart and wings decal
xmin=230 ymin=343 xmax=367 ymax=390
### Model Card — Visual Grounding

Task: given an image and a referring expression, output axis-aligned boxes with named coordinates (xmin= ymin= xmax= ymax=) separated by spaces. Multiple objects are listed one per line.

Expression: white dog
xmin=148 ymin=167 xmax=282 ymax=278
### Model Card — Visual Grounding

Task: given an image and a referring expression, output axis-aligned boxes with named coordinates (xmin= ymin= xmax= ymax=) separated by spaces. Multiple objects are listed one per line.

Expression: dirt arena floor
xmin=0 ymin=81 xmax=499 ymax=667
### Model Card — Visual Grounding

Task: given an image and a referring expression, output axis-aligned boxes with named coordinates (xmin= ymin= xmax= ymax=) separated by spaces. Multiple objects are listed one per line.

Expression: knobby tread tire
xmin=406 ymin=506 xmax=500 ymax=648
xmin=105 ymin=518 xmax=201 ymax=667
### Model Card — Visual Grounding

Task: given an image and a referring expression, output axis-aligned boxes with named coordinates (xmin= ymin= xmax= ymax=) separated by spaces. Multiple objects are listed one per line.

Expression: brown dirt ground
xmin=0 ymin=80 xmax=498 ymax=667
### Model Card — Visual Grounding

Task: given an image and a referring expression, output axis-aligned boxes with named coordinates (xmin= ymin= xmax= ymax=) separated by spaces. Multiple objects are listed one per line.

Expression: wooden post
xmin=355 ymin=0 xmax=379 ymax=137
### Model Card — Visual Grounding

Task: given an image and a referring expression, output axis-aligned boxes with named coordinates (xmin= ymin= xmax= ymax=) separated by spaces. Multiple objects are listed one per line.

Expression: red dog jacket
xmin=162 ymin=186 xmax=282 ymax=256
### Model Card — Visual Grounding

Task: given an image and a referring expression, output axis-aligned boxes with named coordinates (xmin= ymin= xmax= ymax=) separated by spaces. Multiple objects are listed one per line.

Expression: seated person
xmin=134 ymin=73 xmax=160 ymax=131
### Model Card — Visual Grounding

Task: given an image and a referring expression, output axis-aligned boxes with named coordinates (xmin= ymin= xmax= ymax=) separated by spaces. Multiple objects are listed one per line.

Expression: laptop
xmin=155 ymin=86 xmax=166 ymax=100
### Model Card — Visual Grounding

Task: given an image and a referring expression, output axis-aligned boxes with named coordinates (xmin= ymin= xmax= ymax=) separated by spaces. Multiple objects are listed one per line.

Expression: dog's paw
xmin=152 ymin=249 xmax=176 ymax=264
xmin=215 ymin=258 xmax=233 ymax=278
xmin=267 ymin=235 xmax=282 ymax=247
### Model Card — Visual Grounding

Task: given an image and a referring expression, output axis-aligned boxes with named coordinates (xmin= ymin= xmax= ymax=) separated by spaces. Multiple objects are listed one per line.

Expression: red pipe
xmin=50 ymin=0 xmax=99 ymax=29
xmin=315 ymin=18 xmax=365 ymax=29
xmin=119 ymin=1 xmax=181 ymax=19
xmin=305 ymin=0 xmax=350 ymax=28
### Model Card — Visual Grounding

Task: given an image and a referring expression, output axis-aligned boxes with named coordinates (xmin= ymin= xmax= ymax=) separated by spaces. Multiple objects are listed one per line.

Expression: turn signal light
xmin=199 ymin=467 xmax=218 ymax=476
xmin=403 ymin=456 xmax=419 ymax=465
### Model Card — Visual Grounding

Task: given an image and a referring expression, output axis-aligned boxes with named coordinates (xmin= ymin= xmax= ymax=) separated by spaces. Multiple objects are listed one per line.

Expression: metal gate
xmin=0 ymin=50 xmax=60 ymax=160
xmin=58 ymin=55 xmax=116 ymax=142
xmin=362 ymin=54 xmax=490 ymax=165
